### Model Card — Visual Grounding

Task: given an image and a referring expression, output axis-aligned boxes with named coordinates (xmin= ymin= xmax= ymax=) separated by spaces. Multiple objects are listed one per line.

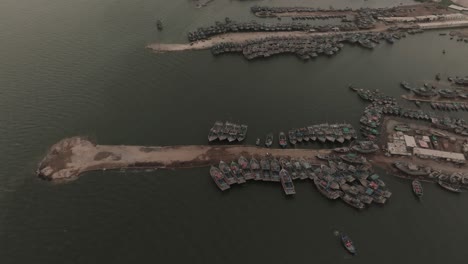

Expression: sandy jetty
xmin=147 ymin=19 xmax=468 ymax=53
xmin=146 ymin=31 xmax=325 ymax=52
xmin=37 ymin=137 xmax=333 ymax=181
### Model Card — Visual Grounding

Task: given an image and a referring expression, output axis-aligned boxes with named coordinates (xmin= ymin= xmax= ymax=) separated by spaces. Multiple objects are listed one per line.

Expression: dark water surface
xmin=1 ymin=0 xmax=468 ymax=263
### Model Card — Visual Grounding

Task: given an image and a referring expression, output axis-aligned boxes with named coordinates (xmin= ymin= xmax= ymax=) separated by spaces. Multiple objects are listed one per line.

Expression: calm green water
xmin=1 ymin=0 xmax=468 ymax=263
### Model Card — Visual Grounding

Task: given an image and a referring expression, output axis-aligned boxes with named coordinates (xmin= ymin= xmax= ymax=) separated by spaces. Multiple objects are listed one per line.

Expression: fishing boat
xmin=289 ymin=158 xmax=299 ymax=180
xmin=226 ymin=122 xmax=236 ymax=142
xmin=228 ymin=124 xmax=241 ymax=142
xmin=412 ymin=179 xmax=423 ymax=198
xmin=307 ymin=126 xmax=317 ymax=141
xmin=301 ymin=127 xmax=309 ymax=141
xmin=218 ymin=161 xmax=237 ymax=185
xmin=210 ymin=166 xmax=230 ymax=191
xmin=341 ymin=194 xmax=365 ymax=209
xmin=250 ymin=158 xmax=262 ymax=181
xmin=156 ymin=19 xmax=163 ymax=30
xmin=238 ymin=124 xmax=248 ymax=142
xmin=265 ymin=133 xmax=273 ymax=147
xmin=357 ymin=194 xmax=373 ymax=204
xmin=279 ymin=169 xmax=296 ymax=195
xmin=438 ymin=181 xmax=462 ymax=193
xmin=279 ymin=132 xmax=288 ymax=148
xmin=219 ymin=123 xmax=229 ymax=141
xmin=208 ymin=128 xmax=218 ymax=142
xmin=300 ymin=158 xmax=312 ymax=170
xmin=279 ymin=157 xmax=292 ymax=170
xmin=333 ymin=147 xmax=350 ymax=153
xmin=260 ymin=157 xmax=271 ymax=181
xmin=351 ymin=141 xmax=379 ymax=153
xmin=238 ymin=156 xmax=249 ymax=170
xmin=393 ymin=161 xmax=430 ymax=176
xmin=295 ymin=129 xmax=303 ymax=142
xmin=230 ymin=161 xmax=246 ymax=184
xmin=238 ymin=156 xmax=253 ymax=180
xmin=340 ymin=153 xmax=366 ymax=164
xmin=270 ymin=158 xmax=281 ymax=182
xmin=340 ymin=233 xmax=357 ymax=255
xmin=313 ymin=178 xmax=342 ymax=200
xmin=288 ymin=130 xmax=297 ymax=145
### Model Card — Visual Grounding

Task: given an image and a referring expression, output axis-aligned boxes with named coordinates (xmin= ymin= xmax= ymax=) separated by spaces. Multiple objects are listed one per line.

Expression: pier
xmin=37 ymin=137 xmax=333 ymax=181
xmin=147 ymin=2 xmax=468 ymax=54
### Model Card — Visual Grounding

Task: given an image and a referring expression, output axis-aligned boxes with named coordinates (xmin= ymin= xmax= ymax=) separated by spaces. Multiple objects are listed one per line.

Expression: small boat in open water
xmin=340 ymin=233 xmax=357 ymax=255
xmin=156 ymin=19 xmax=163 ymax=30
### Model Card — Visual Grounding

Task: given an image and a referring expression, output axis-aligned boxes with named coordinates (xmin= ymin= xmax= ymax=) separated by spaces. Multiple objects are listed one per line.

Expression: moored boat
xmin=393 ymin=161 xmax=430 ymax=176
xmin=334 ymin=147 xmax=350 ymax=153
xmin=238 ymin=124 xmax=248 ymax=142
xmin=412 ymin=179 xmax=423 ymax=198
xmin=314 ymin=178 xmax=342 ymax=200
xmin=265 ymin=133 xmax=273 ymax=147
xmin=279 ymin=132 xmax=287 ymax=148
xmin=230 ymin=161 xmax=246 ymax=184
xmin=288 ymin=130 xmax=297 ymax=145
xmin=210 ymin=166 xmax=230 ymax=191
xmin=208 ymin=128 xmax=218 ymax=142
xmin=438 ymin=180 xmax=462 ymax=193
xmin=219 ymin=161 xmax=237 ymax=185
xmin=341 ymin=193 xmax=365 ymax=209
xmin=250 ymin=158 xmax=262 ymax=181
xmin=280 ymin=169 xmax=296 ymax=195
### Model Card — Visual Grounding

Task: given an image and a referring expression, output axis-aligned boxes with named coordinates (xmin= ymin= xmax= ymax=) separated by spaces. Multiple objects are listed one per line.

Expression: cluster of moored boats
xmin=430 ymin=102 xmax=468 ymax=112
xmin=250 ymin=6 xmax=355 ymax=15
xmin=290 ymin=15 xmax=347 ymax=21
xmin=208 ymin=121 xmax=247 ymax=142
xmin=251 ymin=5 xmax=398 ymax=29
xmin=401 ymin=81 xmax=468 ymax=99
xmin=209 ymin=155 xmax=391 ymax=209
xmin=211 ymin=31 xmax=409 ymax=61
xmin=287 ymin=123 xmax=357 ymax=144
xmin=449 ymin=76 xmax=468 ymax=86
xmin=351 ymin=87 xmax=468 ymax=139
xmin=429 ymin=170 xmax=468 ymax=193
xmin=394 ymin=161 xmax=468 ymax=193
xmin=188 ymin=20 xmax=314 ymax=42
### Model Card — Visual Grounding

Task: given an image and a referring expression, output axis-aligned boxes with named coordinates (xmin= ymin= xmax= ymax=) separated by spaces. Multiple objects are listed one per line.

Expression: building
xmin=404 ymin=135 xmax=417 ymax=148
xmin=449 ymin=5 xmax=468 ymax=12
xmin=413 ymin=148 xmax=466 ymax=163
xmin=387 ymin=132 xmax=411 ymax=156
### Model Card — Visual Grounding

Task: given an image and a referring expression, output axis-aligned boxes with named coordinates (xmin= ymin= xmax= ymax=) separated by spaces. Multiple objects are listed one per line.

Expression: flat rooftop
xmin=413 ymin=147 xmax=466 ymax=161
